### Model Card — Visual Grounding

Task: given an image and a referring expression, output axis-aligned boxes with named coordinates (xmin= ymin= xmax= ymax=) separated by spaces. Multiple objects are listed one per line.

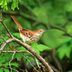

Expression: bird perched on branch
xmin=10 ymin=15 xmax=44 ymax=43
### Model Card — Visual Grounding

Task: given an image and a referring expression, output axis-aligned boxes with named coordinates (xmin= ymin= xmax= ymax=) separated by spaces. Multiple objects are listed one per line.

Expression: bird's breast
xmin=20 ymin=33 xmax=30 ymax=42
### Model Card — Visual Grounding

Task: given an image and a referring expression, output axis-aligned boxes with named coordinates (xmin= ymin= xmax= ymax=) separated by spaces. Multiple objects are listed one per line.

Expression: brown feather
xmin=11 ymin=15 xmax=23 ymax=30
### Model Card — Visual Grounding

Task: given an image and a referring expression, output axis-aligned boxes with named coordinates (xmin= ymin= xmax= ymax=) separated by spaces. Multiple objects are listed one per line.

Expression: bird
xmin=10 ymin=15 xmax=44 ymax=43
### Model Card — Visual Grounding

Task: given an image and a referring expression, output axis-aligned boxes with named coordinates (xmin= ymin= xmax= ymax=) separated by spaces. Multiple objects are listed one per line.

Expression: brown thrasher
xmin=10 ymin=15 xmax=44 ymax=43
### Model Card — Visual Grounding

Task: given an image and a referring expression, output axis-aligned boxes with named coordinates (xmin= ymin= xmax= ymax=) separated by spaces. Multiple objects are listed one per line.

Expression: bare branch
xmin=1 ymin=22 xmax=13 ymax=38
xmin=9 ymin=51 xmax=16 ymax=72
xmin=14 ymin=37 xmax=54 ymax=72
xmin=0 ymin=38 xmax=14 ymax=51
xmin=0 ymin=36 xmax=54 ymax=72
xmin=1 ymin=50 xmax=29 ymax=53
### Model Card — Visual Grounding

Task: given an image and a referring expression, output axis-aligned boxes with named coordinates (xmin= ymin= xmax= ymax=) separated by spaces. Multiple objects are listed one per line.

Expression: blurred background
xmin=0 ymin=0 xmax=72 ymax=72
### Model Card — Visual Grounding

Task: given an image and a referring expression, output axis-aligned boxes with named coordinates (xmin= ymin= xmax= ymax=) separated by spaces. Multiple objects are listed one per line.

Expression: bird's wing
xmin=20 ymin=29 xmax=34 ymax=38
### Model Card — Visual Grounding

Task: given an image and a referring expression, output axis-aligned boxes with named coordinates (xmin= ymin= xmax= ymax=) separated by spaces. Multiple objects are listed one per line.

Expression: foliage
xmin=0 ymin=0 xmax=72 ymax=71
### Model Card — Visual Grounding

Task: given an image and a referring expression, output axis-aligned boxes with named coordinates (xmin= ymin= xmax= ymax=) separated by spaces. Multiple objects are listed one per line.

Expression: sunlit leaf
xmin=11 ymin=0 xmax=19 ymax=10
xmin=31 ymin=42 xmax=50 ymax=54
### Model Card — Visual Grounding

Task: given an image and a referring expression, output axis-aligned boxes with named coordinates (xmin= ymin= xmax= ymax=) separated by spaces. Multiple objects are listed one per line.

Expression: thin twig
xmin=9 ymin=51 xmax=16 ymax=72
xmin=0 ymin=16 xmax=53 ymax=71
xmin=1 ymin=22 xmax=13 ymax=38
xmin=0 ymin=38 xmax=14 ymax=51
xmin=1 ymin=65 xmax=19 ymax=72
xmin=14 ymin=37 xmax=54 ymax=72
xmin=1 ymin=50 xmax=29 ymax=53
xmin=27 ymin=58 xmax=40 ymax=72
xmin=0 ymin=36 xmax=54 ymax=72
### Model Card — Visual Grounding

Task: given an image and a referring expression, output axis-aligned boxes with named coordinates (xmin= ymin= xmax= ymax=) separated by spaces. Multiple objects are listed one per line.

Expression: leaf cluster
xmin=0 ymin=0 xmax=72 ymax=71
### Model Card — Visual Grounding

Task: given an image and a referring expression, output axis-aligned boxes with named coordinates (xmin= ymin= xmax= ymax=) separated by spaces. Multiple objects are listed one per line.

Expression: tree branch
xmin=0 ymin=36 xmax=53 ymax=72
xmin=1 ymin=22 xmax=13 ymax=38
xmin=9 ymin=51 xmax=16 ymax=72
xmin=0 ymin=38 xmax=14 ymax=51
xmin=0 ymin=14 xmax=53 ymax=71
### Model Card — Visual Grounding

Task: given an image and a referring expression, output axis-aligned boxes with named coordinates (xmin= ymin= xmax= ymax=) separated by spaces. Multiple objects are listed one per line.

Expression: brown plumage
xmin=10 ymin=15 xmax=44 ymax=43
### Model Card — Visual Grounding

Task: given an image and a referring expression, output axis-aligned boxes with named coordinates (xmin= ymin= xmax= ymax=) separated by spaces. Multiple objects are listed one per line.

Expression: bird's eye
xmin=25 ymin=32 xmax=28 ymax=35
xmin=40 ymin=30 xmax=42 ymax=32
xmin=39 ymin=30 xmax=42 ymax=32
xmin=24 ymin=32 xmax=28 ymax=36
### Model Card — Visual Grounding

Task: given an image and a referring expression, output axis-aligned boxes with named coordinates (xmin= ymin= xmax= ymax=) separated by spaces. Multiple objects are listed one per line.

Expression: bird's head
xmin=35 ymin=29 xmax=44 ymax=36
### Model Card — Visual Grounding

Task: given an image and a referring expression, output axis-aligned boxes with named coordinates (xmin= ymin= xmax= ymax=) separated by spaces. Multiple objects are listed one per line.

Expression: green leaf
xmin=31 ymin=42 xmax=50 ymax=54
xmin=34 ymin=23 xmax=47 ymax=30
xmin=0 ymin=0 xmax=8 ymax=10
xmin=17 ymin=17 xmax=31 ymax=29
xmin=0 ymin=53 xmax=12 ymax=65
xmin=41 ymin=29 xmax=71 ymax=48
xmin=36 ymin=44 xmax=50 ymax=52
xmin=66 ymin=22 xmax=72 ymax=35
xmin=23 ymin=53 xmax=36 ymax=69
xmin=11 ymin=0 xmax=19 ymax=10
xmin=3 ymin=17 xmax=16 ymax=32
xmin=13 ymin=33 xmax=20 ymax=38
xmin=5 ymin=62 xmax=19 ymax=67
xmin=14 ymin=53 xmax=24 ymax=60
xmin=68 ymin=70 xmax=72 ymax=72
xmin=31 ymin=43 xmax=40 ymax=54
xmin=19 ymin=0 xmax=36 ymax=7
xmin=33 ymin=7 xmax=48 ymax=24
xmin=0 ymin=68 xmax=3 ymax=72
xmin=48 ymin=10 xmax=66 ymax=26
xmin=65 ymin=1 xmax=72 ymax=12
xmin=57 ymin=44 xmax=72 ymax=59
xmin=4 ymin=69 xmax=9 ymax=72
xmin=16 ymin=46 xmax=26 ymax=51
xmin=0 ymin=38 xmax=4 ymax=44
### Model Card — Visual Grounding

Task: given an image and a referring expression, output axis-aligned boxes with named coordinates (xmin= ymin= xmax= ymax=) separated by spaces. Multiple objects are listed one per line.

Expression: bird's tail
xmin=10 ymin=15 xmax=23 ymax=31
